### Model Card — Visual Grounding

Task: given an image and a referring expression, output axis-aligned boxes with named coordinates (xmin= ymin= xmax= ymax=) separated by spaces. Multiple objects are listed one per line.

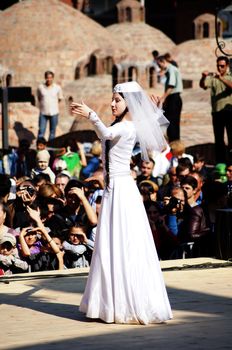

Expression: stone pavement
xmin=0 ymin=258 xmax=231 ymax=350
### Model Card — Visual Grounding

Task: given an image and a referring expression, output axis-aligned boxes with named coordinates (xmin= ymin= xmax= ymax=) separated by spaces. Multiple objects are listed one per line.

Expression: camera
xmin=208 ymin=72 xmax=216 ymax=77
xmin=26 ymin=186 xmax=36 ymax=196
xmin=164 ymin=196 xmax=182 ymax=213
xmin=18 ymin=186 xmax=36 ymax=196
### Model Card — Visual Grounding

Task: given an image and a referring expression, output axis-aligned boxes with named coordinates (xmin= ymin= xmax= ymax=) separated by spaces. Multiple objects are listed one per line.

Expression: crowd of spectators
xmin=0 ymin=136 xmax=232 ymax=275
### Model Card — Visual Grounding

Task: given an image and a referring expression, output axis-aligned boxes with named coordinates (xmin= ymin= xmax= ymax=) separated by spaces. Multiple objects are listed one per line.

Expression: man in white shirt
xmin=37 ymin=71 xmax=63 ymax=141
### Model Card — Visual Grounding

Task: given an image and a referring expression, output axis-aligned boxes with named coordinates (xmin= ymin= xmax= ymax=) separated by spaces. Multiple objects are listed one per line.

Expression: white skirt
xmin=79 ymin=175 xmax=173 ymax=324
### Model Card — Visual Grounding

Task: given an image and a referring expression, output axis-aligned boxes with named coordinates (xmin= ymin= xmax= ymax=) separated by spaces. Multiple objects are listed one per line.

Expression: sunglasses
xmin=0 ymin=242 xmax=14 ymax=250
xmin=217 ymin=64 xmax=226 ymax=68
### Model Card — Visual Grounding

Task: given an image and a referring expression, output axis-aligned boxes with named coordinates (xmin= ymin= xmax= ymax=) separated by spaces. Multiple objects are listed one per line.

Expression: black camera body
xmin=26 ymin=186 xmax=36 ymax=196
xmin=164 ymin=196 xmax=182 ymax=213
xmin=18 ymin=185 xmax=36 ymax=196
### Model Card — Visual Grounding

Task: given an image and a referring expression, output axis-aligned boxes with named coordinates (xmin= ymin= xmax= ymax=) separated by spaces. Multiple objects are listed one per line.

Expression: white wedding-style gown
xmin=79 ymin=113 xmax=173 ymax=324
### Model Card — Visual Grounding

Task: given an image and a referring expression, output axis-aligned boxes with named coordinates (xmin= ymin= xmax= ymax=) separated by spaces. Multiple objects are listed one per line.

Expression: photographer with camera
xmin=8 ymin=179 xmax=38 ymax=229
xmin=163 ymin=186 xmax=186 ymax=236
xmin=164 ymin=176 xmax=210 ymax=257
xmin=199 ymin=56 xmax=232 ymax=164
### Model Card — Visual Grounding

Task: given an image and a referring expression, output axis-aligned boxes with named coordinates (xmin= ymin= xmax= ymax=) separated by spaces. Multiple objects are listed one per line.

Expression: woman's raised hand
xmin=150 ymin=94 xmax=163 ymax=108
xmin=70 ymin=101 xmax=92 ymax=118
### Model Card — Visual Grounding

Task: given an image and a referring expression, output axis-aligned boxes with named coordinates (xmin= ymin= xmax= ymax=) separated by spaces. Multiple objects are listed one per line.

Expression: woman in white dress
xmin=71 ymin=81 xmax=173 ymax=324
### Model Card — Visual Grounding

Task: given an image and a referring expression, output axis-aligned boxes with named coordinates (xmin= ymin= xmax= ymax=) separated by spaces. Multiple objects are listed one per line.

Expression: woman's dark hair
xmin=0 ymin=198 xmax=9 ymax=216
xmin=64 ymin=179 xmax=86 ymax=197
xmin=105 ymin=92 xmax=128 ymax=187
xmin=138 ymin=182 xmax=155 ymax=195
xmin=49 ymin=231 xmax=66 ymax=243
xmin=33 ymin=173 xmax=51 ymax=185
xmin=144 ymin=200 xmax=161 ymax=213
xmin=70 ymin=222 xmax=87 ymax=232
xmin=65 ymin=138 xmax=78 ymax=152
xmin=0 ymin=174 xmax=11 ymax=198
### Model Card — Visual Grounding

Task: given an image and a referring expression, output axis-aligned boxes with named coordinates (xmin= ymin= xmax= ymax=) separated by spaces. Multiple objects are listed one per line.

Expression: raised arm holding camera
xmin=199 ymin=56 xmax=232 ymax=164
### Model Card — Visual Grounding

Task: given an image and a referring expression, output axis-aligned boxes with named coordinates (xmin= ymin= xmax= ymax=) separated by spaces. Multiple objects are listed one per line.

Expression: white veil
xmin=113 ymin=81 xmax=169 ymax=161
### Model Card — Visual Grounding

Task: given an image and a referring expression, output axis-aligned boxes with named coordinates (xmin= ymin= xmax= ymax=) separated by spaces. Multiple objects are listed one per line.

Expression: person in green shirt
xmin=200 ymin=56 xmax=232 ymax=164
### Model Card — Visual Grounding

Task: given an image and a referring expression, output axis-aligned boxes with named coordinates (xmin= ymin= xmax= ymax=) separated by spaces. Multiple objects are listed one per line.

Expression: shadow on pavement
xmin=0 ymin=270 xmax=231 ymax=349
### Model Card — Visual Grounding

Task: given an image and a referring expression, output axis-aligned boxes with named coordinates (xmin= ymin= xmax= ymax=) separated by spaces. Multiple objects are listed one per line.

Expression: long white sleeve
xmin=89 ymin=112 xmax=126 ymax=141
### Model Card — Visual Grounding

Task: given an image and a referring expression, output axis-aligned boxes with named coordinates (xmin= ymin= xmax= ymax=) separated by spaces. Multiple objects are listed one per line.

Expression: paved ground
xmin=0 ymin=258 xmax=231 ymax=350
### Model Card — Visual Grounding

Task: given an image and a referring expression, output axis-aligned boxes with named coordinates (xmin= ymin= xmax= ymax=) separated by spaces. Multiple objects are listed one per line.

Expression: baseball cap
xmin=0 ymin=233 xmax=16 ymax=247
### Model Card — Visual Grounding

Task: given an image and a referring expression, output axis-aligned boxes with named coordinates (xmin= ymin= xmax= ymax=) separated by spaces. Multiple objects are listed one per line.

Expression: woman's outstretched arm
xmin=70 ymin=101 xmax=125 ymax=141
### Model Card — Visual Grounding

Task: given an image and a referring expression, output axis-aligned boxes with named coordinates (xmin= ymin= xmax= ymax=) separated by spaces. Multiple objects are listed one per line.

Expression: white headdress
xmin=113 ymin=81 xmax=169 ymax=161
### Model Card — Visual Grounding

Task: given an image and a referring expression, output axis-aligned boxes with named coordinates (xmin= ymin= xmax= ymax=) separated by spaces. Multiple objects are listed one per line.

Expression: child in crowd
xmin=0 ymin=233 xmax=28 ymax=275
xmin=31 ymin=150 xmax=55 ymax=183
xmin=63 ymin=224 xmax=94 ymax=268
xmin=23 ymin=226 xmax=65 ymax=272
xmin=81 ymin=140 xmax=102 ymax=179
xmin=36 ymin=137 xmax=47 ymax=152
xmin=18 ymin=227 xmax=43 ymax=257
xmin=193 ymin=153 xmax=208 ymax=180
xmin=170 ymin=140 xmax=194 ymax=168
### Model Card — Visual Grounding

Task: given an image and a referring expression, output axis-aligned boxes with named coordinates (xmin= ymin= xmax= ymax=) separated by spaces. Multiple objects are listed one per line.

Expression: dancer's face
xmin=111 ymin=93 xmax=127 ymax=118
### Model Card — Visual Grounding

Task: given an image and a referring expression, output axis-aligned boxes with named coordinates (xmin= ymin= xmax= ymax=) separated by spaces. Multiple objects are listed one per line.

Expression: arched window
xmin=125 ymin=7 xmax=132 ymax=22
xmin=6 ymin=74 xmax=12 ymax=87
xmin=87 ymin=55 xmax=97 ymax=76
xmin=128 ymin=67 xmax=137 ymax=82
xmin=203 ymin=22 xmax=209 ymax=38
xmin=112 ymin=65 xmax=118 ymax=88
xmin=75 ymin=66 xmax=80 ymax=80
xmin=105 ymin=57 xmax=113 ymax=74
xmin=148 ymin=67 xmax=156 ymax=88
xmin=72 ymin=0 xmax=78 ymax=9
xmin=83 ymin=64 xmax=88 ymax=77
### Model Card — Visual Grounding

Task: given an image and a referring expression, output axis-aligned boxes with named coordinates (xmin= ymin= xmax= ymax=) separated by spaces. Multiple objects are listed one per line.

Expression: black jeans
xmin=212 ymin=110 xmax=232 ymax=163
xmin=163 ymin=93 xmax=182 ymax=142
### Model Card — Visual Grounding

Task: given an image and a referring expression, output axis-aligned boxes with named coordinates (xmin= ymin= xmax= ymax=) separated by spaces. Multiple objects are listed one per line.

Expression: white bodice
xmin=89 ymin=113 xmax=136 ymax=177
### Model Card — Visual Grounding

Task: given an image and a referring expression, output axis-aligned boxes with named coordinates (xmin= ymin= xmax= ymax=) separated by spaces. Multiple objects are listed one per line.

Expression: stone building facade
xmin=0 ymin=65 xmax=14 ymax=88
xmin=108 ymin=0 xmax=175 ymax=89
xmin=0 ymin=0 xmax=123 ymax=96
xmin=193 ymin=13 xmax=222 ymax=40
xmin=0 ymin=0 xmax=229 ymax=147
